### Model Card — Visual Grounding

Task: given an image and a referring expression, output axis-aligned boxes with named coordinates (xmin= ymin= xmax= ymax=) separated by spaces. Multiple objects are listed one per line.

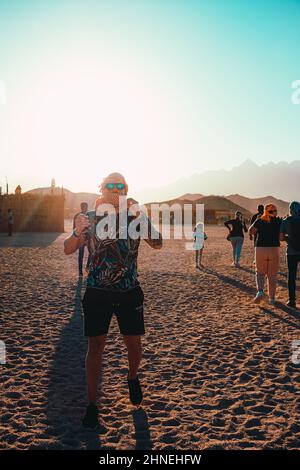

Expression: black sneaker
xmin=82 ymin=404 xmax=101 ymax=430
xmin=127 ymin=374 xmax=143 ymax=406
xmin=287 ymin=300 xmax=296 ymax=308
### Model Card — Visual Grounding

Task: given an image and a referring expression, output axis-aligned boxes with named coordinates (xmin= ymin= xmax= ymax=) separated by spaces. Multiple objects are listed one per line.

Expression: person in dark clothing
xmin=249 ymin=205 xmax=264 ymax=263
xmin=73 ymin=202 xmax=90 ymax=276
xmin=7 ymin=208 xmax=14 ymax=236
xmin=224 ymin=211 xmax=248 ymax=267
xmin=249 ymin=204 xmax=264 ymax=242
xmin=280 ymin=201 xmax=300 ymax=308
xmin=249 ymin=204 xmax=282 ymax=305
xmin=250 ymin=204 xmax=264 ymax=227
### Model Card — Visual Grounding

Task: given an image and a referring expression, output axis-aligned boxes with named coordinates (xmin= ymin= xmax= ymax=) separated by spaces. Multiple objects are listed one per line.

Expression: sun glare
xmin=24 ymin=57 xmax=165 ymax=191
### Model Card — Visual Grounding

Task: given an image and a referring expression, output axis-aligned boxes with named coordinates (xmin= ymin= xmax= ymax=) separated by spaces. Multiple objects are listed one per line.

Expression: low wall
xmin=0 ymin=194 xmax=64 ymax=232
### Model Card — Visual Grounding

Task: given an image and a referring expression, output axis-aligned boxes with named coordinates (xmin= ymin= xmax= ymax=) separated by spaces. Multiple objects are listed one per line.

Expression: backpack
xmin=287 ymin=217 xmax=300 ymax=252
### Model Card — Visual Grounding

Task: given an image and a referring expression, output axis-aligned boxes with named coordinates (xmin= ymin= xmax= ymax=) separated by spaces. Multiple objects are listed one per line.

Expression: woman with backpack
xmin=280 ymin=201 xmax=300 ymax=308
xmin=249 ymin=204 xmax=282 ymax=305
xmin=224 ymin=211 xmax=248 ymax=267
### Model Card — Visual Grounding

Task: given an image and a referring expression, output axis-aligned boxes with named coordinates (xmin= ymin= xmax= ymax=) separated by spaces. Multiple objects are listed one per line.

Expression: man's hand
xmin=127 ymin=198 xmax=141 ymax=217
xmin=74 ymin=213 xmax=90 ymax=236
xmin=64 ymin=214 xmax=90 ymax=255
xmin=279 ymin=233 xmax=288 ymax=243
xmin=127 ymin=197 xmax=139 ymax=207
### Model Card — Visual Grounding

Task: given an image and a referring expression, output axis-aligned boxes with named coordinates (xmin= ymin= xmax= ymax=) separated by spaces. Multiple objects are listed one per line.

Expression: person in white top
xmin=193 ymin=221 xmax=207 ymax=268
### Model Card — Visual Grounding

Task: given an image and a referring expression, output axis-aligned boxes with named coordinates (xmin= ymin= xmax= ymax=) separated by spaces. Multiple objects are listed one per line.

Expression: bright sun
xmin=30 ymin=59 xmax=160 ymax=190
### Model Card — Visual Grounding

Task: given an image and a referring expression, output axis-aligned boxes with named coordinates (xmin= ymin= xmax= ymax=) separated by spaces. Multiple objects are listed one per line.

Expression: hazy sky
xmin=0 ymin=0 xmax=299 ymax=194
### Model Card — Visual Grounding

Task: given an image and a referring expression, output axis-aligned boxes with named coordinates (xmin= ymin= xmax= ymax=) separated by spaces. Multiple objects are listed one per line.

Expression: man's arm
xmin=143 ymin=218 xmax=163 ymax=250
xmin=128 ymin=201 xmax=162 ymax=250
xmin=64 ymin=233 xmax=86 ymax=255
xmin=224 ymin=220 xmax=232 ymax=230
xmin=279 ymin=220 xmax=288 ymax=243
xmin=249 ymin=216 xmax=257 ymax=239
xmin=249 ymin=221 xmax=258 ymax=237
xmin=64 ymin=213 xmax=90 ymax=255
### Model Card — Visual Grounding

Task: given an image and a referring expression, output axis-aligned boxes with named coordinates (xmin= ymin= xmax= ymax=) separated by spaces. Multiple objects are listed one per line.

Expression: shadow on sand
xmin=132 ymin=408 xmax=153 ymax=450
xmin=202 ymin=266 xmax=256 ymax=296
xmin=261 ymin=303 xmax=300 ymax=330
xmin=41 ymin=278 xmax=151 ymax=450
xmin=0 ymin=232 xmax=62 ymax=248
xmin=203 ymin=267 xmax=300 ymax=329
xmin=150 ymin=268 xmax=300 ymax=331
xmin=44 ymin=277 xmax=101 ymax=449
xmin=239 ymin=266 xmax=300 ymax=288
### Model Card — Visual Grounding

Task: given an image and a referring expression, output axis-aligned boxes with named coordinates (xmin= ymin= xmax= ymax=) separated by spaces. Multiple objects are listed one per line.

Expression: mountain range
xmin=26 ymin=187 xmax=289 ymax=218
xmin=132 ymin=159 xmax=300 ymax=203
xmin=144 ymin=195 xmax=253 ymax=220
xmin=226 ymin=194 xmax=289 ymax=217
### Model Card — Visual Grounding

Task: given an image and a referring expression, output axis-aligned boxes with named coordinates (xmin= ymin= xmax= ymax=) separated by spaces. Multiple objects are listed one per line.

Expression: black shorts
xmin=82 ymin=286 xmax=145 ymax=337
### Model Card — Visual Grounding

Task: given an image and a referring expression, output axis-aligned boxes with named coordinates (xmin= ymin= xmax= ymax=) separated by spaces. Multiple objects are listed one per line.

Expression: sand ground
xmin=0 ymin=224 xmax=299 ymax=450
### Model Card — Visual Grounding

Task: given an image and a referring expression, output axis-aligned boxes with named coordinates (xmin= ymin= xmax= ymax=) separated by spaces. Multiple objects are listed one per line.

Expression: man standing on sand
xmin=73 ymin=202 xmax=90 ymax=276
xmin=64 ymin=172 xmax=162 ymax=430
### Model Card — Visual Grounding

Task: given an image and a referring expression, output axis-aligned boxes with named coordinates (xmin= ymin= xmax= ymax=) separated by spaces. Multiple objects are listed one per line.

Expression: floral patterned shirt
xmin=84 ymin=210 xmax=162 ymax=291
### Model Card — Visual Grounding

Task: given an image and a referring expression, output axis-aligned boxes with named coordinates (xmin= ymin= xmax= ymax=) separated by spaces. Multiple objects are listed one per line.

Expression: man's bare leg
xmin=86 ymin=335 xmax=107 ymax=404
xmin=123 ymin=335 xmax=143 ymax=405
xmin=123 ymin=335 xmax=142 ymax=379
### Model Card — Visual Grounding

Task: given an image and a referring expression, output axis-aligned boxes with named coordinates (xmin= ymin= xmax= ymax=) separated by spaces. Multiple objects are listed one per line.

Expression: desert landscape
xmin=0 ymin=223 xmax=299 ymax=450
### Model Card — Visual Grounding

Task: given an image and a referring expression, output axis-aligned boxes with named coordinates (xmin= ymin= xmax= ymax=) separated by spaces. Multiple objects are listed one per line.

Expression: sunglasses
xmin=267 ymin=210 xmax=277 ymax=214
xmin=105 ymin=183 xmax=125 ymax=190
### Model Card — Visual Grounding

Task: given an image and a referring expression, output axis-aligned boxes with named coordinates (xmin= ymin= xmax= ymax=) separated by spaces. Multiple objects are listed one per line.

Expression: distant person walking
xmin=224 ymin=211 xmax=248 ymax=267
xmin=7 ymin=208 xmax=14 ymax=236
xmin=249 ymin=204 xmax=282 ymax=305
xmin=193 ymin=221 xmax=207 ymax=268
xmin=249 ymin=205 xmax=264 ymax=257
xmin=73 ymin=202 xmax=90 ymax=276
xmin=280 ymin=201 xmax=300 ymax=308
xmin=250 ymin=205 xmax=264 ymax=229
